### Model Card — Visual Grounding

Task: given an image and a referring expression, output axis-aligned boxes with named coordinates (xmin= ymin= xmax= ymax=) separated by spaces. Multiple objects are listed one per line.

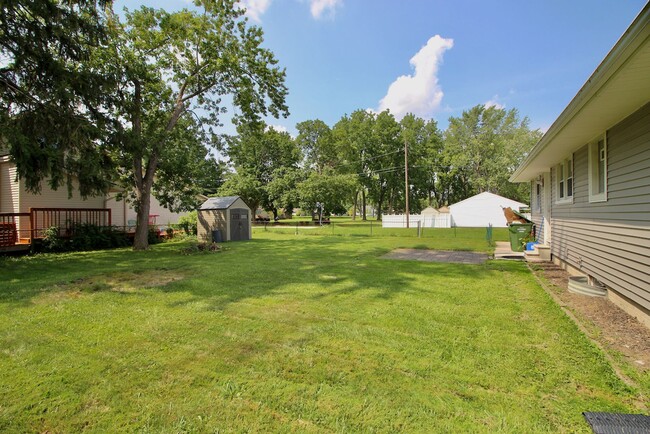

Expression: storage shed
xmin=449 ymin=192 xmax=528 ymax=228
xmin=197 ymin=196 xmax=251 ymax=242
xmin=420 ymin=206 xmax=440 ymax=216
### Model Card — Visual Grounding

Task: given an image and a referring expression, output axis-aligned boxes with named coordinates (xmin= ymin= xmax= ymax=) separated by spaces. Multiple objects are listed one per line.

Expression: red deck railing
xmin=0 ymin=208 xmax=112 ymax=249
xmin=29 ymin=208 xmax=112 ymax=239
xmin=0 ymin=213 xmax=29 ymax=247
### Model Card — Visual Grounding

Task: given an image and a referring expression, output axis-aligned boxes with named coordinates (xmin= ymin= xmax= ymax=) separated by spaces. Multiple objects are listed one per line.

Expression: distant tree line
xmin=218 ymin=105 xmax=542 ymax=220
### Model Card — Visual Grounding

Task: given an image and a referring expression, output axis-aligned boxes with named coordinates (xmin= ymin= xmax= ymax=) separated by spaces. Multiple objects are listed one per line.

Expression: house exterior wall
xmin=20 ymin=178 xmax=105 ymax=210
xmin=198 ymin=209 xmax=227 ymax=242
xmin=104 ymin=195 xmax=128 ymax=228
xmin=105 ymin=194 xmax=192 ymax=229
xmin=1 ymin=161 xmax=107 ymax=236
xmin=549 ymin=103 xmax=650 ymax=314
xmin=529 ymin=172 xmax=552 ymax=244
xmin=0 ymin=161 xmax=20 ymax=214
xmin=530 ymin=180 xmax=544 ymax=243
xmin=148 ymin=199 xmax=191 ymax=228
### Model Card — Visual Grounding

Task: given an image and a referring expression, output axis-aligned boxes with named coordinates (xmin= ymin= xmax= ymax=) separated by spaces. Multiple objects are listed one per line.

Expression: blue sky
xmin=116 ymin=0 xmax=647 ymax=135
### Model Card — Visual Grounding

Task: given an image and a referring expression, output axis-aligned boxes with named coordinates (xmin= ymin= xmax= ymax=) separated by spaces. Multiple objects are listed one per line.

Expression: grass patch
xmin=0 ymin=233 xmax=645 ymax=432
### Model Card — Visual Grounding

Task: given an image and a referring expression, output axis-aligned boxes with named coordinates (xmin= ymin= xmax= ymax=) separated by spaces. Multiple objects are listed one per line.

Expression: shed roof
xmin=420 ymin=206 xmax=440 ymax=215
xmin=449 ymin=192 xmax=527 ymax=209
xmin=199 ymin=196 xmax=242 ymax=210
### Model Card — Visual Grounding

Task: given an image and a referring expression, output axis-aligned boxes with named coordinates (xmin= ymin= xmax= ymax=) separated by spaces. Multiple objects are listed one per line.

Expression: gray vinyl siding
xmin=550 ymin=103 xmax=650 ymax=311
xmin=530 ymin=181 xmax=544 ymax=244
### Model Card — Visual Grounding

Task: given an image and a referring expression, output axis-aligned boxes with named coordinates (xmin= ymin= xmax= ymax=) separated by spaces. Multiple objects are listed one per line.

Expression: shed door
xmin=230 ymin=209 xmax=249 ymax=241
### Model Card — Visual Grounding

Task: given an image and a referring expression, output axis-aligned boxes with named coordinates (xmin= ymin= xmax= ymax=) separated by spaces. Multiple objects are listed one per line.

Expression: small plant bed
xmin=179 ymin=241 xmax=223 ymax=255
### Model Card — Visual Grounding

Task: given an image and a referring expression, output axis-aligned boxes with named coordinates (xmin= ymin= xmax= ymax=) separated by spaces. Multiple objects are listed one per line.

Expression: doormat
xmin=583 ymin=412 xmax=650 ymax=433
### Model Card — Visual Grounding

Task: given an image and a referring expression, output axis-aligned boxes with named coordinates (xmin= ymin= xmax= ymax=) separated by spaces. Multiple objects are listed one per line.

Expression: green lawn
xmin=0 ymin=230 xmax=644 ymax=432
xmin=253 ymin=217 xmax=508 ymax=251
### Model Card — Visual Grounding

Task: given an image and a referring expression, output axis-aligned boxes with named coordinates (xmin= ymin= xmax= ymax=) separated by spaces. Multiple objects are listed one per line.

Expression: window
xmin=535 ymin=182 xmax=542 ymax=211
xmin=588 ymin=133 xmax=607 ymax=202
xmin=556 ymin=157 xmax=573 ymax=203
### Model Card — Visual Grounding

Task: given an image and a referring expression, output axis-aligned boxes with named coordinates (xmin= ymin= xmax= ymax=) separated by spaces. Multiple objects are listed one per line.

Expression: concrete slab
xmin=494 ymin=241 xmax=525 ymax=260
xmin=382 ymin=249 xmax=488 ymax=265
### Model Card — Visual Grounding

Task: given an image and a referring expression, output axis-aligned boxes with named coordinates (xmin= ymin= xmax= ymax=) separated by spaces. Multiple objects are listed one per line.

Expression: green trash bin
xmin=508 ymin=223 xmax=533 ymax=252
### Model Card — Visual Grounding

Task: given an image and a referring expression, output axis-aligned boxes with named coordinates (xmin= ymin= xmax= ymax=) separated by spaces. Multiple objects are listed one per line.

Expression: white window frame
xmin=588 ymin=133 xmax=608 ymax=203
xmin=534 ymin=180 xmax=542 ymax=212
xmin=555 ymin=156 xmax=573 ymax=204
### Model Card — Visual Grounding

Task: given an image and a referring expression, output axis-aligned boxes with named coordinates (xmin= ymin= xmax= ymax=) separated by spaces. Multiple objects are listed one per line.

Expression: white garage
xmin=449 ymin=192 xmax=527 ymax=228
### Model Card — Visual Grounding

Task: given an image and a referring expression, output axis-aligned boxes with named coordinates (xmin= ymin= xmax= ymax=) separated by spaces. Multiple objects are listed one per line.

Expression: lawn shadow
xmin=157 ymin=236 xmax=500 ymax=311
xmin=1 ymin=236 xmax=513 ymax=312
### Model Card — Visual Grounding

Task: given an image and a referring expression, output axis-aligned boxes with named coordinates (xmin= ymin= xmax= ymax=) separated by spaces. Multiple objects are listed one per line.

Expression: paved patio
xmin=381 ymin=248 xmax=488 ymax=265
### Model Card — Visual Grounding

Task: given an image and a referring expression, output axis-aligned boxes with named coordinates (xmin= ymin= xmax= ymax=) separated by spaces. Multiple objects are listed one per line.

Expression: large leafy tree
xmin=443 ymin=105 xmax=541 ymax=203
xmin=297 ymin=168 xmax=357 ymax=217
xmin=110 ymin=1 xmax=288 ymax=249
xmin=366 ymin=110 xmax=401 ymax=219
xmin=221 ymin=123 xmax=300 ymax=217
xmin=399 ymin=114 xmax=444 ymax=209
xmin=0 ymin=0 xmax=115 ymax=197
xmin=332 ymin=110 xmax=377 ymax=220
xmin=295 ymin=119 xmax=338 ymax=174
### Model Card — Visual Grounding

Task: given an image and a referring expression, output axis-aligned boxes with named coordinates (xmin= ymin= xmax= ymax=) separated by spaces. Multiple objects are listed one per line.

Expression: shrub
xmin=148 ymin=227 xmax=161 ymax=245
xmin=42 ymin=226 xmax=67 ymax=252
xmin=177 ymin=211 xmax=198 ymax=235
xmin=70 ymin=224 xmax=129 ymax=251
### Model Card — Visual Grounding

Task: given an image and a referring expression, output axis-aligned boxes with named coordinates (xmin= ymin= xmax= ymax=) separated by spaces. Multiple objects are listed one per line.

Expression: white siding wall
xmin=1 ymin=162 xmax=24 ymax=236
xmin=149 ymin=197 xmax=192 ymax=227
xmin=20 ymin=179 xmax=105 ymax=210
xmin=0 ymin=162 xmax=20 ymax=213
xmin=105 ymin=194 xmax=193 ymax=229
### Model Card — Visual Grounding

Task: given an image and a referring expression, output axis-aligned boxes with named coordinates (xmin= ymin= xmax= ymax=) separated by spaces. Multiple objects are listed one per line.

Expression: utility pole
xmin=404 ymin=138 xmax=410 ymax=228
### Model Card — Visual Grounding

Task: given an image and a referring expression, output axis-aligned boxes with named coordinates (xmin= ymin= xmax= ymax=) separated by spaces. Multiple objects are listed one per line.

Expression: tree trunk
xmin=362 ymin=189 xmax=367 ymax=221
xmin=376 ymin=187 xmax=386 ymax=221
xmin=133 ymin=182 xmax=153 ymax=250
xmin=352 ymin=190 xmax=358 ymax=220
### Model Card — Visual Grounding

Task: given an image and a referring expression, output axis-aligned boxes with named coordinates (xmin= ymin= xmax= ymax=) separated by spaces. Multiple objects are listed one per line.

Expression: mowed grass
xmin=0 ymin=230 xmax=642 ymax=432
xmin=253 ymin=217 xmax=509 ymax=252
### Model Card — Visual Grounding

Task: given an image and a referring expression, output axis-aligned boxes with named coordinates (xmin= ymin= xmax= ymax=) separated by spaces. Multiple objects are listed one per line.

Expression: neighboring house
xmin=1 ymin=155 xmax=106 ymax=239
xmin=105 ymin=188 xmax=204 ymax=229
xmin=1 ymin=155 xmax=197 ymax=237
xmin=510 ymin=4 xmax=650 ymax=327
xmin=448 ymin=192 xmax=528 ymax=228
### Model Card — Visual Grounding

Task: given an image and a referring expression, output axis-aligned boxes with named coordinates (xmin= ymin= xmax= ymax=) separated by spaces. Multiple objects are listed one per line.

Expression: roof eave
xmin=511 ymin=4 xmax=650 ymax=183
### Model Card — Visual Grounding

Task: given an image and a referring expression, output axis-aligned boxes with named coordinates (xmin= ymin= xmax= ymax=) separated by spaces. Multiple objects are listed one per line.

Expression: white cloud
xmin=310 ymin=0 xmax=342 ymax=19
xmin=239 ymin=0 xmax=272 ymax=22
xmin=378 ymin=35 xmax=453 ymax=119
xmin=266 ymin=124 xmax=288 ymax=133
xmin=484 ymin=95 xmax=505 ymax=110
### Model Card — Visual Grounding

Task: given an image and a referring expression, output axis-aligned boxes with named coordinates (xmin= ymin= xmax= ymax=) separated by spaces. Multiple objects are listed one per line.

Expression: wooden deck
xmin=0 ymin=208 xmax=111 ymax=253
xmin=0 ymin=209 xmax=175 ymax=253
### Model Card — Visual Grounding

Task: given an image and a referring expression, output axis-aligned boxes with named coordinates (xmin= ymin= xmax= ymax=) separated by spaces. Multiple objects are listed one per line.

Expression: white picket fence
xmin=382 ymin=214 xmax=452 ymax=228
